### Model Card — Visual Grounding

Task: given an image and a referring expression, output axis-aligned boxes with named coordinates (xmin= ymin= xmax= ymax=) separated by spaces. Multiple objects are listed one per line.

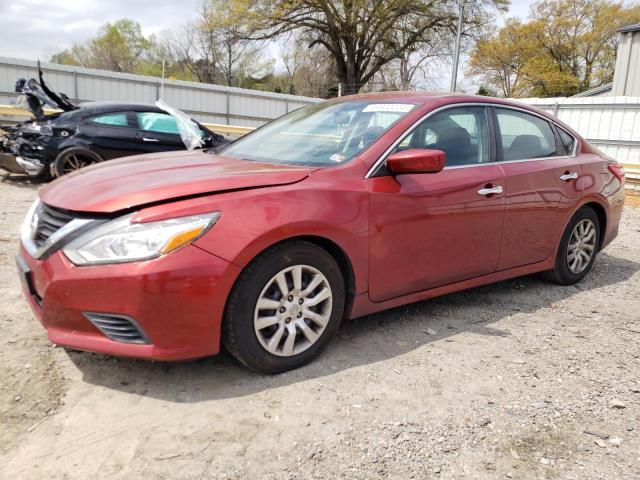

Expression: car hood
xmin=40 ymin=150 xmax=315 ymax=213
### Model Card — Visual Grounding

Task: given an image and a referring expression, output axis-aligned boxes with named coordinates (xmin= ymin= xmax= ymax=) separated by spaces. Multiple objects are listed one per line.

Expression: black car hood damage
xmin=15 ymin=61 xmax=78 ymax=121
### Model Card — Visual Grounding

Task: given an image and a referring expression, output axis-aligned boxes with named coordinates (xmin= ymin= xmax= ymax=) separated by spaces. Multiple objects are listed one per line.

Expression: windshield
xmin=219 ymin=100 xmax=416 ymax=166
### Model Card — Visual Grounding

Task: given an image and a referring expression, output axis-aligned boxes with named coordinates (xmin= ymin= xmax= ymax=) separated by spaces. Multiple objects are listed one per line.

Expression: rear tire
xmin=543 ymin=206 xmax=600 ymax=285
xmin=222 ymin=241 xmax=345 ymax=374
xmin=52 ymin=148 xmax=103 ymax=177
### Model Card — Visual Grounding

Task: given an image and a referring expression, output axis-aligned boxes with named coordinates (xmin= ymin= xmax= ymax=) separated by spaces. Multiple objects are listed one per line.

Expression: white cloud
xmin=0 ymin=0 xmax=201 ymax=60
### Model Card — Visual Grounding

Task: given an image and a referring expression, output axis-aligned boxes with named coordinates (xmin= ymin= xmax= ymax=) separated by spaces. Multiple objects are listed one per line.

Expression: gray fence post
xmin=73 ymin=70 xmax=79 ymax=102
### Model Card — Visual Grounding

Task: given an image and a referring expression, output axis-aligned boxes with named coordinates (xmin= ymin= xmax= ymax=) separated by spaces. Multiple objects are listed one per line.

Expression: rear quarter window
xmin=89 ymin=113 xmax=128 ymax=127
xmin=558 ymin=129 xmax=576 ymax=155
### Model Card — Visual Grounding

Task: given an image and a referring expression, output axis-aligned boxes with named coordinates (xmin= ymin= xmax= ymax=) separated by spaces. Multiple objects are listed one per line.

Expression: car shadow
xmin=67 ymin=252 xmax=639 ymax=402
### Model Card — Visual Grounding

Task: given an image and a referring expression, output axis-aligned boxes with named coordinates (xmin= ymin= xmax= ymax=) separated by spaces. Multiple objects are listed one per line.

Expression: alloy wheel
xmin=567 ymin=219 xmax=596 ymax=274
xmin=61 ymin=153 xmax=95 ymax=174
xmin=254 ymin=265 xmax=332 ymax=357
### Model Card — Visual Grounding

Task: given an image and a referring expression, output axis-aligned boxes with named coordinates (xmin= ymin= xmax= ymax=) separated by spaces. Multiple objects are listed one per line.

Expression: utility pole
xmin=450 ymin=1 xmax=465 ymax=92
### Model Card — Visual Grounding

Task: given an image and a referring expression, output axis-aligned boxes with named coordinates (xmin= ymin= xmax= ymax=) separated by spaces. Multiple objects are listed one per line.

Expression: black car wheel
xmin=53 ymin=148 xmax=103 ymax=177
xmin=222 ymin=241 xmax=345 ymax=374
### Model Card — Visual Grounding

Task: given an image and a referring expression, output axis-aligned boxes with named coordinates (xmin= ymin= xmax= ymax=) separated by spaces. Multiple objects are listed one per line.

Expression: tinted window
xmin=90 ymin=113 xmax=128 ymax=127
xmin=558 ymin=129 xmax=576 ymax=155
xmin=137 ymin=112 xmax=180 ymax=134
xmin=496 ymin=109 xmax=557 ymax=160
xmin=394 ymin=106 xmax=489 ymax=167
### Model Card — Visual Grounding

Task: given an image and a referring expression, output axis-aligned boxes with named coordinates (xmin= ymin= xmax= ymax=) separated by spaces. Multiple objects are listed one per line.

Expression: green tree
xmin=468 ymin=0 xmax=640 ymax=97
xmin=52 ymin=20 xmax=151 ymax=73
xmin=52 ymin=20 xmax=198 ymax=81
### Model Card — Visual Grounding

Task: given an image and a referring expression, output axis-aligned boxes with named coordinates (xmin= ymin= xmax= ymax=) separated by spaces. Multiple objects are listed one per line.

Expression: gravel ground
xmin=1 ymin=175 xmax=639 ymax=480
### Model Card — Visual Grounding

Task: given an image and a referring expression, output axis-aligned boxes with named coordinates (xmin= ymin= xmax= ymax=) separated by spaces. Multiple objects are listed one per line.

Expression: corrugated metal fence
xmin=0 ymin=57 xmax=319 ymax=127
xmin=517 ymin=96 xmax=640 ymax=166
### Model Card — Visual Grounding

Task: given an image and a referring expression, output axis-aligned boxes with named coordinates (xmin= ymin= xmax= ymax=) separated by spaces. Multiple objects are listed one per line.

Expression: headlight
xmin=21 ymin=123 xmax=52 ymax=136
xmin=63 ymin=212 xmax=220 ymax=265
xmin=20 ymin=198 xmax=41 ymax=243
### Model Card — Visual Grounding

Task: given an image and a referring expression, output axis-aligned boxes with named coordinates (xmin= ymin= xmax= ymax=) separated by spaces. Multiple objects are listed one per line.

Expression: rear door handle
xmin=142 ymin=137 xmax=159 ymax=142
xmin=477 ymin=185 xmax=503 ymax=196
xmin=560 ymin=172 xmax=578 ymax=181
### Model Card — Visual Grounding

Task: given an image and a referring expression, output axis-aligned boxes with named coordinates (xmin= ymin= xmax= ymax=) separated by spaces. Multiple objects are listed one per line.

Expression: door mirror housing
xmin=386 ymin=148 xmax=445 ymax=174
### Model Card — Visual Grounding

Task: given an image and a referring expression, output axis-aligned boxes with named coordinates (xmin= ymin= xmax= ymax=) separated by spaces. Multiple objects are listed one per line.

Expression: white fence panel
xmin=516 ymin=96 xmax=640 ymax=166
xmin=0 ymin=57 xmax=320 ymax=127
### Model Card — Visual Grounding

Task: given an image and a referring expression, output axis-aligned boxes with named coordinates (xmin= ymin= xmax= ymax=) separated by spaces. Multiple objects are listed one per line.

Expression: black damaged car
xmin=0 ymin=68 xmax=227 ymax=179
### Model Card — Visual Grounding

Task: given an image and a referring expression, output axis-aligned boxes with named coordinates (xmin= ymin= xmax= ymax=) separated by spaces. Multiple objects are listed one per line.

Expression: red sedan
xmin=18 ymin=93 xmax=625 ymax=373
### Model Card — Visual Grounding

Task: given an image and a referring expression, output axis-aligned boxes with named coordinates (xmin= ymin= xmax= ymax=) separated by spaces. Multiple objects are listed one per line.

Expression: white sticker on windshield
xmin=362 ymin=103 xmax=415 ymax=113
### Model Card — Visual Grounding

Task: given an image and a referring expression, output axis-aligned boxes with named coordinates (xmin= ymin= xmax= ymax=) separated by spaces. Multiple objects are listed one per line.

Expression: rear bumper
xmin=18 ymin=244 xmax=242 ymax=360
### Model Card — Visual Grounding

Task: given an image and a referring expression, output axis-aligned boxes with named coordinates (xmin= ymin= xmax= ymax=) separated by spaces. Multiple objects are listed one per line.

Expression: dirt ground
xmin=1 ymin=175 xmax=639 ymax=480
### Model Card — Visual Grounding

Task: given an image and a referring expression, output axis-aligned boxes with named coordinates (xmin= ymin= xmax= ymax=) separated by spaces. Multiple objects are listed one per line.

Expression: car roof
xmin=336 ymin=91 xmax=580 ymax=136
xmin=77 ymin=101 xmax=165 ymax=114
xmin=335 ymin=91 xmax=523 ymax=107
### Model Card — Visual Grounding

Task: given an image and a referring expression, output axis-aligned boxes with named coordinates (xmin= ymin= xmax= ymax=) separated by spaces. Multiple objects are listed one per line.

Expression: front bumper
xmin=0 ymin=151 xmax=46 ymax=176
xmin=1 ymin=132 xmax=52 ymax=176
xmin=0 ymin=151 xmax=24 ymax=174
xmin=18 ymin=244 xmax=242 ymax=360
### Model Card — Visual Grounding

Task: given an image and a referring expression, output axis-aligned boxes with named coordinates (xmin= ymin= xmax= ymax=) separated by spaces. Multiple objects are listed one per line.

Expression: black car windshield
xmin=219 ymin=100 xmax=417 ymax=166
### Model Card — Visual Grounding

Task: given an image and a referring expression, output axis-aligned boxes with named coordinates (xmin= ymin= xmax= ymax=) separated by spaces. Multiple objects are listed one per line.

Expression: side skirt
xmin=348 ymin=257 xmax=555 ymax=319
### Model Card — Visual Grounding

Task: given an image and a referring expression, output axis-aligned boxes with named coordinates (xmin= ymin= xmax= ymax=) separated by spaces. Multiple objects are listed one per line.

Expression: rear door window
xmin=136 ymin=112 xmax=180 ymax=135
xmin=496 ymin=109 xmax=557 ymax=161
xmin=89 ymin=113 xmax=129 ymax=127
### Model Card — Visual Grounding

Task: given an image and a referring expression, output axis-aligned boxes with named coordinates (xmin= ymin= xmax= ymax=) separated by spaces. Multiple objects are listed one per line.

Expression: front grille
xmin=33 ymin=202 xmax=76 ymax=247
xmin=84 ymin=312 xmax=151 ymax=344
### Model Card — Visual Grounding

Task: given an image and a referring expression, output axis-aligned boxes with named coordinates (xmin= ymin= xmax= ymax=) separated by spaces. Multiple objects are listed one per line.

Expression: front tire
xmin=222 ymin=241 xmax=345 ymax=374
xmin=544 ymin=206 xmax=600 ymax=285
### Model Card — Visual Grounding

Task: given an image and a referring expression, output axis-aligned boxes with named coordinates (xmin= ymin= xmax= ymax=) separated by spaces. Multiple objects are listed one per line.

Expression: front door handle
xmin=560 ymin=172 xmax=578 ymax=181
xmin=477 ymin=185 xmax=503 ymax=196
xmin=142 ymin=137 xmax=159 ymax=142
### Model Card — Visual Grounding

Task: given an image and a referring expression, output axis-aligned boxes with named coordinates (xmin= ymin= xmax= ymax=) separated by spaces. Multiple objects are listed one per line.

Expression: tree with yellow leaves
xmin=468 ymin=0 xmax=640 ymax=97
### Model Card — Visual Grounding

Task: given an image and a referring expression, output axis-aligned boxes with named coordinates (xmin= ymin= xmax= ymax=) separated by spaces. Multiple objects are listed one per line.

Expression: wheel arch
xmin=550 ymin=197 xmax=609 ymax=262
xmin=296 ymin=235 xmax=356 ymax=315
xmin=579 ymin=201 xmax=607 ymax=251
xmin=231 ymin=234 xmax=357 ymax=319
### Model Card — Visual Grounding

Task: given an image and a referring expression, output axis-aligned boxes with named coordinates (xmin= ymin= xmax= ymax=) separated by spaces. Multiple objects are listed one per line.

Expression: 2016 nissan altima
xmin=18 ymin=93 xmax=625 ymax=373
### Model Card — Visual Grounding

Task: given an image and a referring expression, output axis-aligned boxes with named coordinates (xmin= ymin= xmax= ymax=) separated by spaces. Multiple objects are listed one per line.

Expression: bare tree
xmin=278 ymin=35 xmax=339 ymax=97
xmin=241 ymin=0 xmax=507 ymax=95
xmin=198 ymin=0 xmax=254 ymax=86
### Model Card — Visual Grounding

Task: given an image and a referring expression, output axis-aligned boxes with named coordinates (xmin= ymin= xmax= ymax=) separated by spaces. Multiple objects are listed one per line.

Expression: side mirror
xmin=386 ymin=148 xmax=445 ymax=174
